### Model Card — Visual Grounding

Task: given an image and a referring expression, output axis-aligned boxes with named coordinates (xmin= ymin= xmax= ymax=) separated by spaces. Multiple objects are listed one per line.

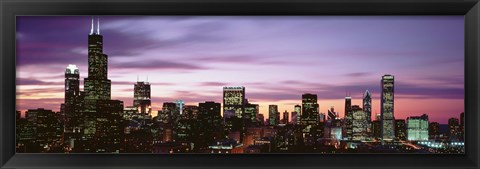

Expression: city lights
xmin=15 ymin=16 xmax=465 ymax=154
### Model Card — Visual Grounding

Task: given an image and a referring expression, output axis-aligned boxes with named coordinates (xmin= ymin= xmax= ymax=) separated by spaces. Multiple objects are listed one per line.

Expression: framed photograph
xmin=1 ymin=0 xmax=479 ymax=168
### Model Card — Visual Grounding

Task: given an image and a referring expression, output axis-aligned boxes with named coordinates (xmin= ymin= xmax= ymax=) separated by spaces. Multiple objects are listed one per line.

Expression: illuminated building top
xmin=65 ymin=64 xmax=79 ymax=74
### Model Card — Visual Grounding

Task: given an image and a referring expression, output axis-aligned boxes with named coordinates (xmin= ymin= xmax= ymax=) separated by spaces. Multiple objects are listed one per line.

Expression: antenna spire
xmin=97 ymin=17 xmax=100 ymax=35
xmin=90 ymin=17 xmax=94 ymax=35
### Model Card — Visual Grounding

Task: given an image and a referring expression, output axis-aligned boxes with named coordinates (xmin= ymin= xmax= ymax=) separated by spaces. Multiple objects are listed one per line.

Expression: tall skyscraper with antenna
xmin=84 ymin=17 xmax=111 ymax=110
xmin=134 ymin=79 xmax=152 ymax=115
xmin=80 ymin=17 xmax=125 ymax=153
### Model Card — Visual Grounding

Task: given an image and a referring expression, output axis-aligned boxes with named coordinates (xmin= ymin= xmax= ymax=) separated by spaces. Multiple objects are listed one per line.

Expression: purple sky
xmin=16 ymin=16 xmax=464 ymax=124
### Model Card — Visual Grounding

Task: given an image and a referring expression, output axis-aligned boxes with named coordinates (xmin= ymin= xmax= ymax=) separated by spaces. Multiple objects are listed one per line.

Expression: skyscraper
xmin=381 ymin=74 xmax=395 ymax=141
xmin=344 ymin=95 xmax=352 ymax=140
xmin=268 ymin=105 xmax=278 ymax=126
xmin=275 ymin=112 xmax=281 ymax=125
xmin=282 ymin=110 xmax=289 ymax=124
xmin=174 ymin=100 xmax=185 ymax=115
xmin=363 ymin=90 xmax=372 ymax=130
xmin=158 ymin=102 xmax=177 ymax=124
xmin=352 ymin=105 xmax=368 ymax=141
xmin=84 ymin=17 xmax=111 ymax=111
xmin=134 ymin=81 xmax=151 ymax=115
xmin=197 ymin=101 xmax=223 ymax=147
xmin=79 ymin=18 xmax=124 ymax=153
xmin=294 ymin=105 xmax=301 ymax=125
xmin=448 ymin=117 xmax=460 ymax=141
xmin=301 ymin=93 xmax=319 ymax=126
xmin=394 ymin=119 xmax=406 ymax=141
xmin=183 ymin=105 xmax=199 ymax=120
xmin=291 ymin=111 xmax=298 ymax=125
xmin=301 ymin=93 xmax=320 ymax=145
xmin=244 ymin=99 xmax=259 ymax=125
xmin=407 ymin=114 xmax=428 ymax=141
xmin=64 ymin=64 xmax=80 ymax=129
xmin=223 ymin=87 xmax=246 ymax=118
xmin=328 ymin=107 xmax=336 ymax=121
xmin=429 ymin=122 xmax=440 ymax=139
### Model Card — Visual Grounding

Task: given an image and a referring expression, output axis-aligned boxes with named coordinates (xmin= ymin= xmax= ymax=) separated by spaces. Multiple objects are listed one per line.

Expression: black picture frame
xmin=1 ymin=0 xmax=479 ymax=168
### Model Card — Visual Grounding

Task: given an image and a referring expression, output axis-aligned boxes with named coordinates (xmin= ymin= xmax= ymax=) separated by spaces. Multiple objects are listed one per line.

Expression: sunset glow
xmin=16 ymin=16 xmax=464 ymax=124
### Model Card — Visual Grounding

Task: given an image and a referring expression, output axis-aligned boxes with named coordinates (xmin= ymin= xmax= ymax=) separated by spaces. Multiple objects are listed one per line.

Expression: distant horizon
xmin=16 ymin=16 xmax=464 ymax=124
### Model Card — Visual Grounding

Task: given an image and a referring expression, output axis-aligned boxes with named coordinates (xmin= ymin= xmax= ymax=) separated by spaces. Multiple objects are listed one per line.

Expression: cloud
xmin=16 ymin=43 xmax=86 ymax=66
xmin=199 ymin=82 xmax=230 ymax=86
xmin=16 ymin=17 xmax=91 ymax=67
xmin=71 ymin=47 xmax=88 ymax=55
xmin=189 ymin=55 xmax=256 ymax=64
xmin=112 ymin=81 xmax=175 ymax=86
xmin=345 ymin=72 xmax=373 ymax=77
xmin=243 ymin=79 xmax=464 ymax=101
xmin=101 ymin=29 xmax=161 ymax=57
xmin=395 ymin=83 xmax=464 ymax=99
xmin=422 ymin=76 xmax=464 ymax=86
xmin=99 ymin=17 xmax=232 ymax=57
xmin=247 ymin=92 xmax=300 ymax=102
xmin=16 ymin=78 xmax=63 ymax=86
xmin=16 ymin=88 xmax=64 ymax=97
xmin=110 ymin=59 xmax=207 ymax=71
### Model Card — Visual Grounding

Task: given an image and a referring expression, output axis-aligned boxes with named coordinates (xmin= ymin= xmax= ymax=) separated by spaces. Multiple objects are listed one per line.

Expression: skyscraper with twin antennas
xmin=79 ymin=17 xmax=124 ymax=153
xmin=84 ymin=17 xmax=111 ymax=111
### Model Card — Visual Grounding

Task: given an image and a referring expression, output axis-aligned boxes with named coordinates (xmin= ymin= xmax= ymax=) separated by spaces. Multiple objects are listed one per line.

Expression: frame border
xmin=1 ymin=0 xmax=479 ymax=168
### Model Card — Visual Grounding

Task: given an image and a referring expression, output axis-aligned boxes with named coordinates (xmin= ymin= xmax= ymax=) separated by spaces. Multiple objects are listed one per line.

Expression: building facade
xmin=407 ymin=114 xmax=429 ymax=141
xmin=282 ymin=110 xmax=289 ymax=124
xmin=268 ymin=105 xmax=278 ymax=126
xmin=344 ymin=96 xmax=352 ymax=140
xmin=381 ymin=74 xmax=395 ymax=141
xmin=352 ymin=105 xmax=368 ymax=141
xmin=448 ymin=118 xmax=461 ymax=141
xmin=429 ymin=122 xmax=440 ymax=140
xmin=223 ymin=87 xmax=246 ymax=118
xmin=133 ymin=81 xmax=152 ymax=115
xmin=294 ymin=105 xmax=301 ymax=125
xmin=395 ymin=119 xmax=406 ymax=141
xmin=301 ymin=93 xmax=319 ymax=126
xmin=84 ymin=18 xmax=111 ymax=110
xmin=363 ymin=90 xmax=372 ymax=132
xmin=63 ymin=64 xmax=80 ymax=137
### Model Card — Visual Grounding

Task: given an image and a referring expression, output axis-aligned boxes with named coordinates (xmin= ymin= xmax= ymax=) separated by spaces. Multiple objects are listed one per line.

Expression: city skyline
xmin=16 ymin=16 xmax=464 ymax=124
